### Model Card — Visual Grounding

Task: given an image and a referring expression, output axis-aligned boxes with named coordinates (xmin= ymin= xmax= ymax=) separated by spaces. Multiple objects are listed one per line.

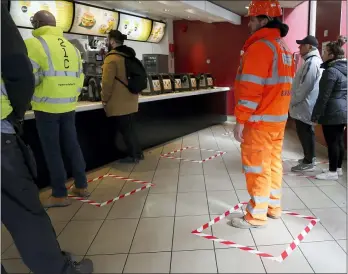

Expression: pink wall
xmin=340 ymin=0 xmax=347 ymax=55
xmin=283 ymin=1 xmax=309 ymax=53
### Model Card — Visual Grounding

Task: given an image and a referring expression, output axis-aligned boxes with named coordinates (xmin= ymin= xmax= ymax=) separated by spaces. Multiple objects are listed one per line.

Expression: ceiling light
xmin=164 ymin=8 xmax=170 ymax=12
xmin=245 ymin=6 xmax=249 ymax=9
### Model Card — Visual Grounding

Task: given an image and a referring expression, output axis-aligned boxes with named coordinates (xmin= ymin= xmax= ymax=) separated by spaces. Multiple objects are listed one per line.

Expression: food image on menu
xmin=118 ymin=14 xmax=152 ymax=42
xmin=147 ymin=21 xmax=166 ymax=43
xmin=10 ymin=1 xmax=74 ymax=32
xmin=70 ymin=3 xmax=119 ymax=36
xmin=79 ymin=12 xmax=96 ymax=29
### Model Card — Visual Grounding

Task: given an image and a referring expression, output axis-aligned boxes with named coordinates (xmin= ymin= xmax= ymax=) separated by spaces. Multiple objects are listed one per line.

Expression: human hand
xmin=233 ymin=123 xmax=245 ymax=143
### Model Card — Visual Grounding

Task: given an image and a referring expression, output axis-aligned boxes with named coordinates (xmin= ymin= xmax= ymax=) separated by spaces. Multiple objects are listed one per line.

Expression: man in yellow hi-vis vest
xmin=25 ymin=11 xmax=89 ymax=208
xmin=1 ymin=4 xmax=93 ymax=273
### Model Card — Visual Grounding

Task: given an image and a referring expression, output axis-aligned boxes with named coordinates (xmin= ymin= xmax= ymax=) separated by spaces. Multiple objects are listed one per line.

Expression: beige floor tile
xmin=57 ymin=220 xmax=103 ymax=255
xmin=87 ymin=219 xmax=138 ymax=255
xmin=73 ymin=203 xmax=112 ymax=221
xmin=156 ymin=158 xmax=181 ymax=171
xmin=130 ymin=217 xmax=174 ymax=253
xmin=142 ymin=193 xmax=176 ymax=217
xmin=129 ymin=170 xmax=155 ymax=183
xmin=207 ymin=190 xmax=239 ymax=215
xmin=173 ymin=215 xmax=213 ymax=251
xmin=171 ymin=250 xmax=217 ymax=273
xmin=124 ymin=252 xmax=171 ymax=273
xmin=107 ymin=191 xmax=147 ymax=219
xmin=300 ymin=241 xmax=347 ymax=273
xmin=282 ymin=209 xmax=333 ymax=243
xmin=319 ymin=185 xmax=347 ymax=207
xmin=179 ymin=161 xmax=203 ymax=176
xmin=85 ymin=254 xmax=127 ymax=273
xmin=205 ymin=173 xmax=233 ymax=191
xmin=1 ymin=225 xmax=13 ymax=253
xmin=337 ymin=239 xmax=347 ymax=252
xmin=311 ymin=208 xmax=347 ymax=240
xmin=176 ymin=192 xmax=208 ymax=216
xmin=178 ymin=175 xmax=205 ymax=192
xmin=260 ymin=244 xmax=313 ymax=273
xmin=47 ymin=200 xmax=83 ymax=222
xmin=281 ymin=188 xmax=308 ymax=210
xmin=203 ymin=162 xmax=229 ymax=176
xmin=251 ymin=218 xmax=294 ymax=246
xmin=120 ymin=180 xmax=151 ymax=195
xmin=154 ymin=167 xmax=179 ymax=179
xmin=2 ymin=259 xmax=29 ymax=273
xmin=150 ymin=176 xmax=178 ymax=194
xmin=283 ymin=175 xmax=315 ymax=187
xmin=215 ymin=248 xmax=265 ymax=273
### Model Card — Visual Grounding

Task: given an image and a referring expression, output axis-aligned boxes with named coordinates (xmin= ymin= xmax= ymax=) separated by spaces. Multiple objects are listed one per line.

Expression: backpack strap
xmin=105 ymin=52 xmax=129 ymax=89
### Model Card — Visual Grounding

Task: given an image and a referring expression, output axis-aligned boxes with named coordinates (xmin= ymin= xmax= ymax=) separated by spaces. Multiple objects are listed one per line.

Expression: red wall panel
xmin=316 ymin=0 xmax=342 ymax=53
xmin=282 ymin=2 xmax=309 ymax=53
xmin=173 ymin=19 xmax=250 ymax=115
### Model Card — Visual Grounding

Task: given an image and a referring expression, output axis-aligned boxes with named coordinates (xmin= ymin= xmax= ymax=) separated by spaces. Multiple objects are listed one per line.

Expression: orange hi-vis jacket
xmin=234 ymin=28 xmax=295 ymax=131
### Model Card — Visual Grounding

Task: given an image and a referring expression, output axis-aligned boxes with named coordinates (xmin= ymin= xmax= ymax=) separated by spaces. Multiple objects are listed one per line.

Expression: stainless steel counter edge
xmin=24 ymin=87 xmax=230 ymax=120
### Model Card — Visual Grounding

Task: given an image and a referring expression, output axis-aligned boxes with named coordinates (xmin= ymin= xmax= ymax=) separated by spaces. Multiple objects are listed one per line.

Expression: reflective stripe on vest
xmin=248 ymin=114 xmax=288 ymax=123
xmin=37 ymin=37 xmax=82 ymax=78
xmin=235 ymin=39 xmax=293 ymax=86
xmin=30 ymin=58 xmax=42 ymax=86
xmin=237 ymin=99 xmax=258 ymax=110
xmin=1 ymin=81 xmax=15 ymax=134
xmin=32 ymin=37 xmax=82 ymax=105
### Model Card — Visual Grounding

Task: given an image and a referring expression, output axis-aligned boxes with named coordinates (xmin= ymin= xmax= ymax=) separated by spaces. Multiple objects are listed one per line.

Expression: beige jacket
xmin=101 ymin=47 xmax=138 ymax=117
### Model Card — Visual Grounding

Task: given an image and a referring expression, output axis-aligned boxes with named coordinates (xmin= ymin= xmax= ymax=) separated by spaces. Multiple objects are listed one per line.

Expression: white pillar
xmin=309 ymin=0 xmax=317 ymax=36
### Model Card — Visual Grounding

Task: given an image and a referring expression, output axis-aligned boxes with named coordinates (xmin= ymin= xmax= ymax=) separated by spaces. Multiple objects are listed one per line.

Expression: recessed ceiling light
xmin=138 ymin=1 xmax=142 ymax=3
xmin=164 ymin=8 xmax=170 ymax=12
xmin=245 ymin=6 xmax=249 ymax=9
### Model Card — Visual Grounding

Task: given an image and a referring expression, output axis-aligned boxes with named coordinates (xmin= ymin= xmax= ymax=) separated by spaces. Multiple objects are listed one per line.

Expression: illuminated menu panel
xmin=118 ymin=13 xmax=152 ymax=42
xmin=9 ymin=0 xmax=73 ymax=32
xmin=147 ymin=21 xmax=166 ymax=43
xmin=70 ymin=3 xmax=119 ymax=36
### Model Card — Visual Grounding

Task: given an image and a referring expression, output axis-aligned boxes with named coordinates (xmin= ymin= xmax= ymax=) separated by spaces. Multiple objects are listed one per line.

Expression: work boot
xmin=267 ymin=213 xmax=281 ymax=219
xmin=138 ymin=152 xmax=145 ymax=160
xmin=228 ymin=217 xmax=266 ymax=229
xmin=71 ymin=188 xmax=91 ymax=198
xmin=43 ymin=197 xmax=71 ymax=208
xmin=291 ymin=163 xmax=315 ymax=172
xmin=298 ymin=157 xmax=317 ymax=166
xmin=63 ymin=251 xmax=93 ymax=273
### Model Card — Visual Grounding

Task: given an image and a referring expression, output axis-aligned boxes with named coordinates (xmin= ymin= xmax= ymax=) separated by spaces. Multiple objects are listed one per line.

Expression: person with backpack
xmin=101 ymin=30 xmax=145 ymax=163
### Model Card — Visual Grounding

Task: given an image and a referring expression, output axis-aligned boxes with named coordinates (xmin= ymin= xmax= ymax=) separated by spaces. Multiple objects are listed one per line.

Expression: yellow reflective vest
xmin=25 ymin=26 xmax=84 ymax=113
xmin=1 ymin=79 xmax=15 ymax=133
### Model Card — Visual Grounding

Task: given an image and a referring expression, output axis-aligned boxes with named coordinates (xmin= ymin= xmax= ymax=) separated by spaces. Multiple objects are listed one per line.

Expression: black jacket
xmin=1 ymin=4 xmax=34 ymax=124
xmin=311 ymin=59 xmax=347 ymax=125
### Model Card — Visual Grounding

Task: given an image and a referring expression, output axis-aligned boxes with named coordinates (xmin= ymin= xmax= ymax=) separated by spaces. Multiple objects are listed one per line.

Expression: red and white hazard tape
xmin=192 ymin=202 xmax=320 ymax=263
xmin=160 ymin=146 xmax=226 ymax=163
xmin=67 ymin=174 xmax=154 ymax=207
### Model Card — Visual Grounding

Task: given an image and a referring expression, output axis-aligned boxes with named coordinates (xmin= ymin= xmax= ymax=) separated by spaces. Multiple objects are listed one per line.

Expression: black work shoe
xmin=63 ymin=252 xmax=93 ymax=274
xmin=119 ymin=156 xmax=140 ymax=163
xmin=138 ymin=152 xmax=145 ymax=160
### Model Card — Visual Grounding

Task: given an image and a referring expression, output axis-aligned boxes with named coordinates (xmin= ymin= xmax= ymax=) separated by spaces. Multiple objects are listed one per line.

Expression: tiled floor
xmin=2 ymin=123 xmax=347 ymax=273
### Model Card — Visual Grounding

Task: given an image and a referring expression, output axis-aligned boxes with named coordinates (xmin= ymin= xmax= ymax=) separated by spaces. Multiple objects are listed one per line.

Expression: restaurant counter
xmin=23 ymin=87 xmax=229 ymax=189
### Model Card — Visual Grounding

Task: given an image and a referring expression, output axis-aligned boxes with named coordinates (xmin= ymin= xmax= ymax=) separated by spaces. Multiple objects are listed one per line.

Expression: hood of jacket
xmin=114 ymin=45 xmax=136 ymax=58
xmin=243 ymin=19 xmax=289 ymax=51
xmin=32 ymin=26 xmax=63 ymax=37
xmin=321 ymin=58 xmax=347 ymax=76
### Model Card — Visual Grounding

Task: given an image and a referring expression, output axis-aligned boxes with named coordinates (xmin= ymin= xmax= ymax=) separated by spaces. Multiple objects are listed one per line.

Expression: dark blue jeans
xmin=35 ymin=111 xmax=87 ymax=197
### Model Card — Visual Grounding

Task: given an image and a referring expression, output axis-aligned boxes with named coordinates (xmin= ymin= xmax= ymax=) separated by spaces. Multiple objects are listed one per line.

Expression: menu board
xmin=9 ymin=0 xmax=73 ymax=32
xmin=70 ymin=3 xmax=119 ymax=36
xmin=147 ymin=21 xmax=166 ymax=43
xmin=118 ymin=14 xmax=152 ymax=42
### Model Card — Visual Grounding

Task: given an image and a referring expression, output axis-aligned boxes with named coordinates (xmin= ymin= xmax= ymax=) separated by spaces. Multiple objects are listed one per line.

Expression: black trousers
xmin=295 ymin=119 xmax=316 ymax=164
xmin=109 ymin=114 xmax=142 ymax=158
xmin=1 ymin=133 xmax=72 ymax=274
xmin=35 ymin=111 xmax=87 ymax=197
xmin=322 ymin=124 xmax=346 ymax=171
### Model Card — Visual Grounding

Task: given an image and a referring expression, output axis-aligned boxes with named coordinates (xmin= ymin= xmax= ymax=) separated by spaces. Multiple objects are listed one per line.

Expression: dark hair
xmin=326 ymin=36 xmax=347 ymax=59
xmin=108 ymin=30 xmax=127 ymax=43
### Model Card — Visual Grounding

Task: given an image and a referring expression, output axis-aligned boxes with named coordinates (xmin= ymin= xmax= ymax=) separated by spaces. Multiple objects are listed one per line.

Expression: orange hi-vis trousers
xmin=241 ymin=125 xmax=285 ymax=226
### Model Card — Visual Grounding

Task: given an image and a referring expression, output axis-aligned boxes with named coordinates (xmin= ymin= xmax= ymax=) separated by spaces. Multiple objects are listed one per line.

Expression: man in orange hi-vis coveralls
xmin=231 ymin=0 xmax=295 ymax=229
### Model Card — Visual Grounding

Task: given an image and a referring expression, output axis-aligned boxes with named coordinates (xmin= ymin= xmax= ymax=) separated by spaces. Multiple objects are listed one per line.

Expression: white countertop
xmin=24 ymin=87 xmax=229 ymax=120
